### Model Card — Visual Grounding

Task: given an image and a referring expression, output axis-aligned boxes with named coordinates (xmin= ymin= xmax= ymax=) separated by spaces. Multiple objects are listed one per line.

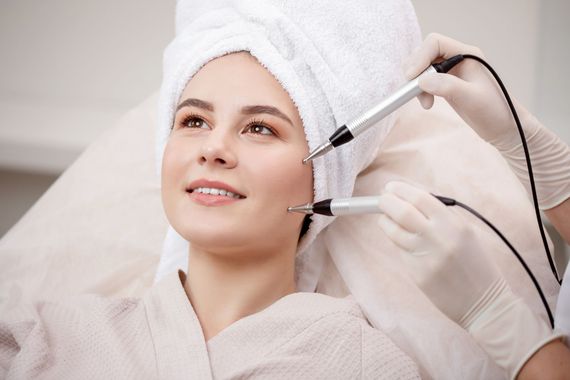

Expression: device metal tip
xmin=303 ymin=141 xmax=334 ymax=164
xmin=287 ymin=203 xmax=314 ymax=214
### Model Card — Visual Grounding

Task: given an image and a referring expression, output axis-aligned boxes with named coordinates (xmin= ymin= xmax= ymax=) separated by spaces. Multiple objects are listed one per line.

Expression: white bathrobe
xmin=0 ymin=271 xmax=420 ymax=379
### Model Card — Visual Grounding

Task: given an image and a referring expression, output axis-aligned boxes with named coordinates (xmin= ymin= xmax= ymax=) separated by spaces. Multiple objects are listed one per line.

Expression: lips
xmin=185 ymin=179 xmax=246 ymax=207
xmin=186 ymin=179 xmax=245 ymax=197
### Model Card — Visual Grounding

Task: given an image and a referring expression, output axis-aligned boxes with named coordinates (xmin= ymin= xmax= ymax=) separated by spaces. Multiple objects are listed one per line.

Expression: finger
xmin=377 ymin=214 xmax=419 ymax=252
xmin=417 ymin=92 xmax=434 ymax=109
xmin=384 ymin=181 xmax=444 ymax=218
xmin=404 ymin=33 xmax=483 ymax=79
xmin=418 ymin=71 xmax=473 ymax=104
xmin=377 ymin=192 xmax=428 ymax=233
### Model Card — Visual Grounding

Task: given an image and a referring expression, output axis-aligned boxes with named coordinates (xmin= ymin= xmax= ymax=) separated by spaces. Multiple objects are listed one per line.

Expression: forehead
xmin=179 ymin=52 xmax=301 ymax=122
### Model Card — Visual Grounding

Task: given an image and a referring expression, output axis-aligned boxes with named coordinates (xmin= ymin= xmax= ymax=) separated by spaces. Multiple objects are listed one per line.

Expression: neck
xmin=183 ymin=243 xmax=297 ymax=342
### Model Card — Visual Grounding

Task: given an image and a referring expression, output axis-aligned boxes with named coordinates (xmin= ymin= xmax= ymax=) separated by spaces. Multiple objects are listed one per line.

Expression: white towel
xmin=155 ymin=0 xmax=421 ymax=289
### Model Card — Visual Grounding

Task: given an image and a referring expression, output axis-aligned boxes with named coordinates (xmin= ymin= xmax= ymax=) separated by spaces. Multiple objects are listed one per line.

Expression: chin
xmin=186 ymin=226 xmax=295 ymax=258
xmin=170 ymin=207 xmax=299 ymax=252
xmin=182 ymin=224 xmax=255 ymax=251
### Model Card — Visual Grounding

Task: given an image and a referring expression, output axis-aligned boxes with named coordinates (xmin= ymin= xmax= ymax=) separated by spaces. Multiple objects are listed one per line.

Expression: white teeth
xmin=193 ymin=187 xmax=242 ymax=199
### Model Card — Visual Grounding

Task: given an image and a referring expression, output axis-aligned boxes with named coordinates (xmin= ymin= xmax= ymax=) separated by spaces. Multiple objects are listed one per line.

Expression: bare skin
xmin=161 ymin=52 xmax=313 ymax=341
xmin=545 ymin=199 xmax=570 ymax=245
xmin=184 ymin=240 xmax=297 ymax=340
xmin=518 ymin=339 xmax=570 ymax=380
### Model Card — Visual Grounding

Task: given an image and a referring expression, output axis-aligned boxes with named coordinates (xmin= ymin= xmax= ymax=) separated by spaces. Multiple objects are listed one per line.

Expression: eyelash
xmin=245 ymin=118 xmax=275 ymax=136
xmin=177 ymin=113 xmax=277 ymax=136
xmin=177 ymin=113 xmax=204 ymax=130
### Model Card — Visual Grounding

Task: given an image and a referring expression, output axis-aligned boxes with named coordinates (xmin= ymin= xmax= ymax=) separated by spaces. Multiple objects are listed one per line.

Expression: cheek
xmin=245 ymin=146 xmax=313 ymax=204
xmin=161 ymin=142 xmax=179 ymax=188
xmin=161 ymin=139 xmax=190 ymax=211
xmin=281 ymin=162 xmax=313 ymax=202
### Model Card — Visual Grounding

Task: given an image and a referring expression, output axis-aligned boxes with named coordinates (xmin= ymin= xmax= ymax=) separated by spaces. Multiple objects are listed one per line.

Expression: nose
xmin=198 ymin=128 xmax=237 ymax=168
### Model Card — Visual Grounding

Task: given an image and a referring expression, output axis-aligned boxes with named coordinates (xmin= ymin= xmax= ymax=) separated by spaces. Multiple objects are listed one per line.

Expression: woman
xmin=1 ymin=0 xmax=423 ymax=378
xmin=0 ymin=50 xmax=420 ymax=379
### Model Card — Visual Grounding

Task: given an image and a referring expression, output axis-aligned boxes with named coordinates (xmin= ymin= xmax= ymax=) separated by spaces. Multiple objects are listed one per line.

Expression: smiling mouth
xmin=186 ymin=186 xmax=246 ymax=199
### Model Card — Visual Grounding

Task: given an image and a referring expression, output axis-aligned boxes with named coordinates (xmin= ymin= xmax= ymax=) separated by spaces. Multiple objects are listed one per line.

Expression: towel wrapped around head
xmin=155 ymin=0 xmax=421 ymax=288
xmin=153 ymin=1 xmax=513 ymax=378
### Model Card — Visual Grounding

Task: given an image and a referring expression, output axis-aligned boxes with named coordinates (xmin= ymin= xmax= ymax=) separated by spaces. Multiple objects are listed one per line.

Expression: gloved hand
xmin=404 ymin=33 xmax=570 ymax=210
xmin=376 ymin=180 xmax=562 ymax=379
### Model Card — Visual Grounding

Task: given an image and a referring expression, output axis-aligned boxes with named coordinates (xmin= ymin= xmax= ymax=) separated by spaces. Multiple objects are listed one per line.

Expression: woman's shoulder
xmin=1 ymin=293 xmax=148 ymax=360
xmin=233 ymin=292 xmax=421 ymax=379
xmin=278 ymin=292 xmax=388 ymax=341
xmin=266 ymin=292 xmax=396 ymax=348
xmin=1 ymin=291 xmax=149 ymax=356
xmin=1 ymin=269 xmax=186 ymax=327
xmin=1 ymin=293 xmax=155 ymax=378
xmin=278 ymin=291 xmax=364 ymax=319
xmin=286 ymin=293 xmax=421 ymax=378
xmin=2 ymin=292 xmax=144 ymax=325
xmin=266 ymin=292 xmax=392 ymax=342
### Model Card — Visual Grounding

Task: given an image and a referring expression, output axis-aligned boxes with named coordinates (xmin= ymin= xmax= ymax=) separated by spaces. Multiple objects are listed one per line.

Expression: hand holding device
xmin=404 ymin=33 xmax=527 ymax=149
xmin=376 ymin=181 xmax=561 ymax=379
xmin=405 ymin=33 xmax=570 ymax=211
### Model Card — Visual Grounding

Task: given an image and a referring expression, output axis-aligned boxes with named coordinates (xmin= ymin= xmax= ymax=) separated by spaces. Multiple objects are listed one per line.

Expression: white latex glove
xmin=404 ymin=33 xmax=570 ymax=210
xmin=376 ymin=181 xmax=562 ymax=379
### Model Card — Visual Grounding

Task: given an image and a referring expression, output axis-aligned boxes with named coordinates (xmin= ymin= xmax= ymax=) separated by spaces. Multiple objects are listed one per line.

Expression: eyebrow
xmin=176 ymin=98 xmax=214 ymax=112
xmin=175 ymin=97 xmax=294 ymax=126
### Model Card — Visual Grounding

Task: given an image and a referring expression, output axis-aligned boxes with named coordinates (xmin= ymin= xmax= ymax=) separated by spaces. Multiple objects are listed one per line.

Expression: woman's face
xmin=162 ymin=52 xmax=313 ymax=258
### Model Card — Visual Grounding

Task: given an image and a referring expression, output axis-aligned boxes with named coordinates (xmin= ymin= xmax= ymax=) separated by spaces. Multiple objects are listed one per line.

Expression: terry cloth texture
xmin=155 ymin=0 xmax=421 ymax=288
xmin=0 ymin=271 xmax=420 ymax=379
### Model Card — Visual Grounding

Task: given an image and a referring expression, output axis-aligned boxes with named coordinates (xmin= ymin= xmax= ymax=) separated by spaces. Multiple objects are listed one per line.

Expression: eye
xmin=178 ymin=113 xmax=210 ymax=130
xmin=244 ymin=119 xmax=276 ymax=136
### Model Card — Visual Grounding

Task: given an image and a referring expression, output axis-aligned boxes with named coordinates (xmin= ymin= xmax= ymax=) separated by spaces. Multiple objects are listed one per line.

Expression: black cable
xmin=429 ymin=54 xmax=559 ymax=326
xmin=460 ymin=54 xmax=561 ymax=285
xmin=434 ymin=195 xmax=555 ymax=328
